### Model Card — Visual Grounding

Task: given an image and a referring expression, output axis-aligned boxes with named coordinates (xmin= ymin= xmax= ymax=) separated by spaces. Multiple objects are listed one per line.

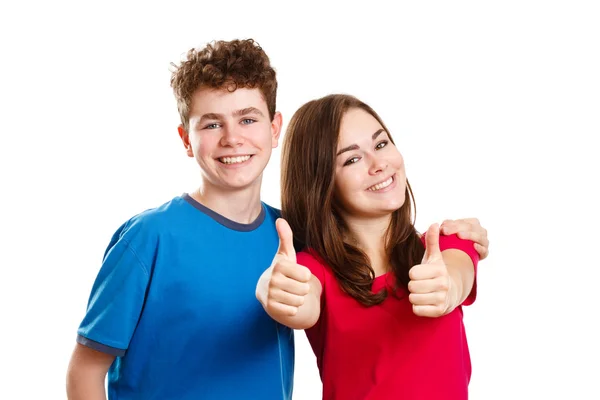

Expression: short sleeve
xmin=429 ymin=233 xmax=479 ymax=306
xmin=76 ymin=224 xmax=152 ymax=356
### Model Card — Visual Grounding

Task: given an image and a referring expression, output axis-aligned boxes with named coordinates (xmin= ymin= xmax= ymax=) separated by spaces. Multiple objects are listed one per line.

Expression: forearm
xmin=66 ymin=343 xmax=113 ymax=400
xmin=443 ymin=249 xmax=475 ymax=311
xmin=66 ymin=370 xmax=107 ymax=400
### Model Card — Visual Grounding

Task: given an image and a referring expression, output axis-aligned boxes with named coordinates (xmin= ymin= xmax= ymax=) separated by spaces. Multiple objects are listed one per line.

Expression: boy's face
xmin=179 ymin=87 xmax=281 ymax=193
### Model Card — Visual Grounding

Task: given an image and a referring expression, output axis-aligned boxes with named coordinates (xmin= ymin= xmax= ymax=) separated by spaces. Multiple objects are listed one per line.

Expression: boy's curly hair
xmin=170 ymin=39 xmax=277 ymax=131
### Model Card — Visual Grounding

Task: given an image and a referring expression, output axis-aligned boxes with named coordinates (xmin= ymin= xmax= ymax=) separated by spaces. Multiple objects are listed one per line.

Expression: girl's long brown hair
xmin=281 ymin=94 xmax=425 ymax=306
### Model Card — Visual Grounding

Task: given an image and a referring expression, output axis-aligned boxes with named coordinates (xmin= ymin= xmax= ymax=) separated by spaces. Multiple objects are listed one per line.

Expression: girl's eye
xmin=343 ymin=157 xmax=360 ymax=166
xmin=375 ymin=140 xmax=388 ymax=150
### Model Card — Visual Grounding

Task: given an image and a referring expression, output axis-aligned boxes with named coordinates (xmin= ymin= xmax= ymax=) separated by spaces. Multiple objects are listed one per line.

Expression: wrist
xmin=446 ymin=275 xmax=463 ymax=314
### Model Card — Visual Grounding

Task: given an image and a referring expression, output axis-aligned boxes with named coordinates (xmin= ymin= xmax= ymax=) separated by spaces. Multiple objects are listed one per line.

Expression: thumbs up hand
xmin=263 ymin=218 xmax=313 ymax=318
xmin=408 ymin=223 xmax=459 ymax=318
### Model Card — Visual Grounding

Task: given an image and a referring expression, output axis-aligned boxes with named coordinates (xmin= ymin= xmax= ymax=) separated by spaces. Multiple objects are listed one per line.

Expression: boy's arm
xmin=66 ymin=343 xmax=114 ymax=400
xmin=256 ymin=218 xmax=321 ymax=330
xmin=69 ymin=222 xmax=152 ymax=398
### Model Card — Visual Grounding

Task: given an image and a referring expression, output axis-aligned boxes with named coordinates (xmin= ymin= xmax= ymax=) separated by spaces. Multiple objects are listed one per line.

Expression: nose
xmin=368 ymin=154 xmax=387 ymax=176
xmin=219 ymin=124 xmax=244 ymax=147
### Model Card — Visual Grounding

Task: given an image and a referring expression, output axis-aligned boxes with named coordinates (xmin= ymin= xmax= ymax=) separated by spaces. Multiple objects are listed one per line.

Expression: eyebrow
xmin=195 ymin=107 xmax=265 ymax=128
xmin=336 ymin=128 xmax=385 ymax=156
xmin=234 ymin=107 xmax=264 ymax=117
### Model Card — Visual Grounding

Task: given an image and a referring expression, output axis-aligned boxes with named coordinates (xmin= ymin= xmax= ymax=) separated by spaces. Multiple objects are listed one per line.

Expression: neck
xmin=191 ymin=177 xmax=263 ymax=224
xmin=344 ymin=213 xmax=392 ymax=276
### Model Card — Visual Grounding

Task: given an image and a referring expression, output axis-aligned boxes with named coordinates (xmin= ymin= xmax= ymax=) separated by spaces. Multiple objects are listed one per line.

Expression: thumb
xmin=423 ymin=223 xmax=442 ymax=263
xmin=276 ymin=218 xmax=296 ymax=261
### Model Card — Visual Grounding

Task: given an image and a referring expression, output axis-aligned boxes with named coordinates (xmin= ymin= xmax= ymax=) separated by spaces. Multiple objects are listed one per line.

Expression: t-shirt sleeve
xmin=429 ymin=233 xmax=479 ymax=306
xmin=76 ymin=223 xmax=152 ymax=356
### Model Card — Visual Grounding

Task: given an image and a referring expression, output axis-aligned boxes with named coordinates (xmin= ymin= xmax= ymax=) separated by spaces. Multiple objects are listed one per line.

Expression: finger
xmin=423 ymin=223 xmax=442 ymax=263
xmin=457 ymin=230 xmax=489 ymax=249
xmin=277 ymin=260 xmax=312 ymax=283
xmin=412 ymin=304 xmax=445 ymax=318
xmin=269 ymin=288 xmax=306 ymax=307
xmin=271 ymin=270 xmax=311 ymax=296
xmin=409 ymin=292 xmax=446 ymax=306
xmin=439 ymin=219 xmax=455 ymax=234
xmin=267 ymin=299 xmax=299 ymax=317
xmin=457 ymin=218 xmax=480 ymax=226
xmin=276 ymin=218 xmax=296 ymax=261
xmin=440 ymin=218 xmax=481 ymax=235
xmin=474 ymin=243 xmax=489 ymax=260
xmin=408 ymin=276 xmax=449 ymax=294
xmin=408 ymin=263 xmax=436 ymax=282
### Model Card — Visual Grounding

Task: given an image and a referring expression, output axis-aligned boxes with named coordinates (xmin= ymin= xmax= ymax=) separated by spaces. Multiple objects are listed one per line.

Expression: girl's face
xmin=334 ymin=108 xmax=406 ymax=220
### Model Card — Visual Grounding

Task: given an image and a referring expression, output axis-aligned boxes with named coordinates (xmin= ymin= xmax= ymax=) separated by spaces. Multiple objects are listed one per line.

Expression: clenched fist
xmin=264 ymin=219 xmax=313 ymax=318
xmin=408 ymin=223 xmax=458 ymax=318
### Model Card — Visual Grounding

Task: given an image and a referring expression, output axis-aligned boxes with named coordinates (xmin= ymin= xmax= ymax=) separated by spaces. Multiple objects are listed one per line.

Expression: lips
xmin=367 ymin=174 xmax=394 ymax=191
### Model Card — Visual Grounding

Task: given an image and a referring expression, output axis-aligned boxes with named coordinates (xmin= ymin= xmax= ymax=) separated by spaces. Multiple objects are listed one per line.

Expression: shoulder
xmin=109 ymin=196 xmax=187 ymax=249
xmin=262 ymin=203 xmax=282 ymax=220
xmin=297 ymin=249 xmax=323 ymax=266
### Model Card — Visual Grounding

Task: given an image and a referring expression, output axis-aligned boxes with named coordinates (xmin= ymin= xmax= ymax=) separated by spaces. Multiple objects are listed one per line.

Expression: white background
xmin=1 ymin=1 xmax=599 ymax=399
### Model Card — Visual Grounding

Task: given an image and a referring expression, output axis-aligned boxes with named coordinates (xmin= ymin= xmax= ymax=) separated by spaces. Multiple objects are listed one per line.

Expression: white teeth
xmin=368 ymin=176 xmax=393 ymax=191
xmin=220 ymin=155 xmax=251 ymax=164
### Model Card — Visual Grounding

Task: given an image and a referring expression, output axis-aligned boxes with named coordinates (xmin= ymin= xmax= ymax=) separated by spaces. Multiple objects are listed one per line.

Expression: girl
xmin=258 ymin=94 xmax=480 ymax=400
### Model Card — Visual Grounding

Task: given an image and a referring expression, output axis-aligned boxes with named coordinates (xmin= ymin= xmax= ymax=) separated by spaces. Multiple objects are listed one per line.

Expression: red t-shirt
xmin=298 ymin=234 xmax=479 ymax=400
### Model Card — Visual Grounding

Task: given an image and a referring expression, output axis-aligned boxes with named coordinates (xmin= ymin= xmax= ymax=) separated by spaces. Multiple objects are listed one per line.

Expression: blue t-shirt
xmin=77 ymin=194 xmax=294 ymax=399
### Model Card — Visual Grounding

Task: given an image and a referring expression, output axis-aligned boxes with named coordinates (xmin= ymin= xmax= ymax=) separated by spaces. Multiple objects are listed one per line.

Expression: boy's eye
xmin=204 ymin=123 xmax=220 ymax=129
xmin=241 ymin=118 xmax=256 ymax=125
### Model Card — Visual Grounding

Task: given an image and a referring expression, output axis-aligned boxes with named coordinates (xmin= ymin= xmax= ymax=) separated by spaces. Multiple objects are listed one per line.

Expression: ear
xmin=271 ymin=111 xmax=283 ymax=148
xmin=178 ymin=125 xmax=194 ymax=158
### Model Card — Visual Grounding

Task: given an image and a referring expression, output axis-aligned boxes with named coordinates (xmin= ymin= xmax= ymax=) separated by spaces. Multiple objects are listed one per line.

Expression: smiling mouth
xmin=218 ymin=155 xmax=252 ymax=165
xmin=367 ymin=175 xmax=394 ymax=191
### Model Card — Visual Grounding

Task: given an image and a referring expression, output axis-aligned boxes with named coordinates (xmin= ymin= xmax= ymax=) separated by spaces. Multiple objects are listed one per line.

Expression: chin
xmin=227 ymin=178 xmax=262 ymax=190
xmin=382 ymin=199 xmax=406 ymax=214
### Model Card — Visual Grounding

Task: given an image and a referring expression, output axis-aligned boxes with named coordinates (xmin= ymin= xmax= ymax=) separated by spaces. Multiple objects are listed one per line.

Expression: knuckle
xmin=437 ymin=292 xmax=446 ymax=304
xmin=300 ymin=283 xmax=311 ymax=295
xmin=286 ymin=307 xmax=297 ymax=317
xmin=438 ymin=278 xmax=449 ymax=291
xmin=267 ymin=299 xmax=278 ymax=309
xmin=270 ymin=275 xmax=283 ymax=288
xmin=273 ymin=260 xmax=284 ymax=271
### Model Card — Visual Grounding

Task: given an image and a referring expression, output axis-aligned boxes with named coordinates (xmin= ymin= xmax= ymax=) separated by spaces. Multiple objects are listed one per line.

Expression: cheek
xmin=334 ymin=169 xmax=362 ymax=201
xmin=390 ymin=150 xmax=404 ymax=167
xmin=194 ymin=136 xmax=218 ymax=157
xmin=250 ymin=125 xmax=275 ymax=147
